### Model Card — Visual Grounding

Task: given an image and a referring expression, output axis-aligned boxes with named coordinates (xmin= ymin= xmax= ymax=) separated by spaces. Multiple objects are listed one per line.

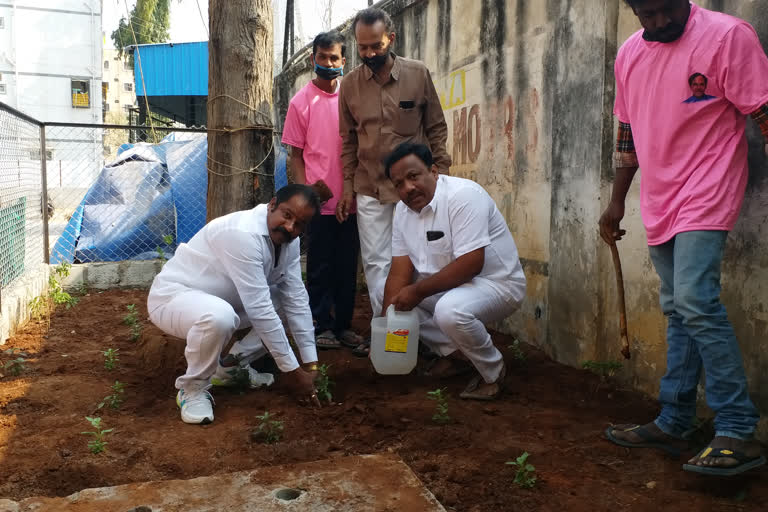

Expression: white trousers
xmin=148 ymin=288 xmax=283 ymax=391
xmin=375 ymin=277 xmax=521 ymax=383
xmin=356 ymin=194 xmax=395 ymax=316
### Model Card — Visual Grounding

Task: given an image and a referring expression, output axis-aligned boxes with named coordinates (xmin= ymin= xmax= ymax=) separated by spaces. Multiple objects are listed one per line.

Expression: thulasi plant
xmin=49 ymin=263 xmax=78 ymax=308
xmin=506 ymin=452 xmax=537 ymax=489
xmin=156 ymin=234 xmax=174 ymax=264
xmin=315 ymin=364 xmax=334 ymax=403
xmin=427 ymin=388 xmax=451 ymax=424
xmin=28 ymin=296 xmax=47 ymax=321
xmin=103 ymin=348 xmax=120 ymax=371
xmin=252 ymin=411 xmax=284 ymax=444
xmin=508 ymin=339 xmax=526 ymax=363
xmin=582 ymin=360 xmax=623 ymax=393
xmin=123 ymin=304 xmax=142 ymax=341
xmin=581 ymin=360 xmax=623 ymax=378
xmin=81 ymin=416 xmax=113 ymax=454
xmin=27 ymin=262 xmax=79 ymax=324
xmin=98 ymin=380 xmax=125 ymax=410
xmin=1 ymin=348 xmax=28 ymax=377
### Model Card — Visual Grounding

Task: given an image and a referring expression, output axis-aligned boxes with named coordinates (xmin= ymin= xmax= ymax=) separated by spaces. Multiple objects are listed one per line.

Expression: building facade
xmin=102 ymin=48 xmax=136 ymax=123
xmin=0 ymin=0 xmax=103 ymax=123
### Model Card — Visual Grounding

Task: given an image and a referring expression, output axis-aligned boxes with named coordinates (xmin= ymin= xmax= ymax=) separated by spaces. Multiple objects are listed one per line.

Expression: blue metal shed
xmin=132 ymin=41 xmax=208 ymax=126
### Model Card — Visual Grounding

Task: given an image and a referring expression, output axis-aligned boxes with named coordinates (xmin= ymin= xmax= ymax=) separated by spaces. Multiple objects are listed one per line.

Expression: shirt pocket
xmin=425 ymin=235 xmax=452 ymax=272
xmin=393 ymin=101 xmax=423 ymax=136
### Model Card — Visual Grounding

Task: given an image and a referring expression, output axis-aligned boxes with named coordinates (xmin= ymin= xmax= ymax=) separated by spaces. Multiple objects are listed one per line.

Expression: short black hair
xmin=274 ymin=183 xmax=320 ymax=212
xmin=383 ymin=142 xmax=433 ymax=179
xmin=688 ymin=72 xmax=707 ymax=86
xmin=312 ymin=31 xmax=346 ymax=58
xmin=352 ymin=7 xmax=394 ymax=34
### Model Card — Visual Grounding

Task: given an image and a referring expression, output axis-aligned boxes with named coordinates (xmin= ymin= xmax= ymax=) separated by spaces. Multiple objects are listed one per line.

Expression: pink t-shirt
xmin=614 ymin=3 xmax=768 ymax=245
xmin=282 ymin=81 xmax=350 ymax=215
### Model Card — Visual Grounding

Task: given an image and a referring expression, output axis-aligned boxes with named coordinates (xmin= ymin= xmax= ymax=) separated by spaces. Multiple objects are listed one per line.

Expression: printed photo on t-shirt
xmin=683 ymin=72 xmax=717 ymax=103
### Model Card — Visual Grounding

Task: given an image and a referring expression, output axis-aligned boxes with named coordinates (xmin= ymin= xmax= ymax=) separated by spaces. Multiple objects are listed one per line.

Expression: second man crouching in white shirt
xmin=147 ymin=184 xmax=324 ymax=425
xmin=378 ymin=143 xmax=527 ymax=400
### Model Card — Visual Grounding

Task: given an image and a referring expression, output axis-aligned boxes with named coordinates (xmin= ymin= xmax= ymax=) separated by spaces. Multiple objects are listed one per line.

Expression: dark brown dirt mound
xmin=0 ymin=289 xmax=765 ymax=511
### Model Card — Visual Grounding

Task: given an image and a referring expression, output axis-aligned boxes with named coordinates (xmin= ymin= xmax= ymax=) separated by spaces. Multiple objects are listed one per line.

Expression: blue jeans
xmin=648 ymin=231 xmax=759 ymax=441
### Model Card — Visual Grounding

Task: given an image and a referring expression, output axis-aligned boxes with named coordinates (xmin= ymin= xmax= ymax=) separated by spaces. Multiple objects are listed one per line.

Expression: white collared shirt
xmin=150 ymin=203 xmax=316 ymax=372
xmin=391 ymin=175 xmax=526 ymax=301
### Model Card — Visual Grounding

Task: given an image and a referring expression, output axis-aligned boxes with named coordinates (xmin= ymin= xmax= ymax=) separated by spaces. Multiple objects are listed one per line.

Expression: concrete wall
xmin=274 ymin=0 xmax=768 ymax=436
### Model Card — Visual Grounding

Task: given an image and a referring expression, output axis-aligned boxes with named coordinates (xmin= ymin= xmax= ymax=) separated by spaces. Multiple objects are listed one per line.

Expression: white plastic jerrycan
xmin=370 ymin=305 xmax=420 ymax=375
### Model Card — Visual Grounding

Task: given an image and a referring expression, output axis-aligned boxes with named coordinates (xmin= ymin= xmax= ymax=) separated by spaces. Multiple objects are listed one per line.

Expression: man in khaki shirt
xmin=337 ymin=7 xmax=450 ymax=337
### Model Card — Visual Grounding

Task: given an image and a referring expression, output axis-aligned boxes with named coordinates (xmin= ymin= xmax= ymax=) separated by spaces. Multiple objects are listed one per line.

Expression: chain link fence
xmin=0 ymin=105 xmax=44 ymax=292
xmin=45 ymin=124 xmax=208 ymax=264
xmin=1 ymin=101 xmax=287 ymax=305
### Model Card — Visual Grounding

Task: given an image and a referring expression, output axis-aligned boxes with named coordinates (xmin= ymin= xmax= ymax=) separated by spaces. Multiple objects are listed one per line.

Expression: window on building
xmin=123 ymin=61 xmax=131 ymax=71
xmin=123 ymin=105 xmax=132 ymax=112
xmin=0 ymin=84 xmax=6 ymax=95
xmin=0 ymin=17 xmax=5 ymax=29
xmin=71 ymin=79 xmax=90 ymax=108
xmin=103 ymin=103 xmax=110 ymax=112
xmin=124 ymin=82 xmax=133 ymax=92
xmin=114 ymin=77 xmax=119 ymax=82
xmin=104 ymin=60 xmax=109 ymax=70
xmin=114 ymin=99 xmax=119 ymax=103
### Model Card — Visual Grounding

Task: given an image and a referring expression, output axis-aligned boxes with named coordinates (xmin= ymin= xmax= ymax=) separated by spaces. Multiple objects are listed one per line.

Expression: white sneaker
xmin=210 ymin=363 xmax=275 ymax=389
xmin=176 ymin=388 xmax=215 ymax=424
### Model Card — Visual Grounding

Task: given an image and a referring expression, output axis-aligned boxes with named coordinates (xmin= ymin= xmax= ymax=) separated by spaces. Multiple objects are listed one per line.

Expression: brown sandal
xmin=316 ymin=330 xmax=341 ymax=350
xmin=459 ymin=364 xmax=506 ymax=401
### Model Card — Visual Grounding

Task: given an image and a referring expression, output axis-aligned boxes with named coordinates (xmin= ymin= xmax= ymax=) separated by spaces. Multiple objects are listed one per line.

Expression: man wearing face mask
xmin=337 ymin=8 xmax=451 ymax=355
xmin=282 ymin=31 xmax=363 ymax=351
xmin=147 ymin=185 xmax=325 ymax=425
xmin=600 ymin=0 xmax=768 ymax=476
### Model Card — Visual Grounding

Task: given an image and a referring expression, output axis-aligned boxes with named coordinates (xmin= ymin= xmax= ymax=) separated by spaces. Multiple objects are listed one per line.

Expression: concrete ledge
xmin=5 ymin=454 xmax=445 ymax=511
xmin=0 ymin=263 xmax=50 ymax=345
xmin=61 ymin=261 xmax=162 ymax=291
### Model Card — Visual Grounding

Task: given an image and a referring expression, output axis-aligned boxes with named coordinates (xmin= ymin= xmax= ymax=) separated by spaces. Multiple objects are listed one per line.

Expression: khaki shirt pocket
xmin=394 ymin=103 xmax=423 ymax=136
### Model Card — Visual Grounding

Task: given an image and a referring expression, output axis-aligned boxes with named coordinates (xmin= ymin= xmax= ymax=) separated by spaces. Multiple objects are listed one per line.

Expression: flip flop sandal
xmin=337 ymin=330 xmax=364 ymax=348
xmin=316 ymin=330 xmax=341 ymax=350
xmin=604 ymin=424 xmax=686 ymax=456
xmin=683 ymin=446 xmax=766 ymax=476
xmin=459 ymin=364 xmax=506 ymax=401
xmin=351 ymin=339 xmax=370 ymax=358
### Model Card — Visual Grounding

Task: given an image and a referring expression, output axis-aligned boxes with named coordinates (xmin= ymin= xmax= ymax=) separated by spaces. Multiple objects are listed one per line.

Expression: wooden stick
xmin=609 ymin=243 xmax=631 ymax=360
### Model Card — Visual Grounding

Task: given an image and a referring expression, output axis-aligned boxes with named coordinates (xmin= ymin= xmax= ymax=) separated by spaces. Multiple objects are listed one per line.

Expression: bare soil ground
xmin=1 ymin=289 xmax=765 ymax=511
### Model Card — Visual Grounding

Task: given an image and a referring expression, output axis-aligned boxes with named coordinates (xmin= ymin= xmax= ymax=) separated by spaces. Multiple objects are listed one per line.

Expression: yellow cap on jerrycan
xmin=370 ymin=305 xmax=420 ymax=375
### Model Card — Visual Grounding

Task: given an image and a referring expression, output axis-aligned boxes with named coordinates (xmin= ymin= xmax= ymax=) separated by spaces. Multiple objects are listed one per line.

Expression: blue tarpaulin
xmin=50 ymin=134 xmax=207 ymax=264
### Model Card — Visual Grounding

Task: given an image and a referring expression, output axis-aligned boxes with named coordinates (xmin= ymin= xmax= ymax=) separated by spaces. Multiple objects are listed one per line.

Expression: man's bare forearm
xmin=610 ymin=166 xmax=639 ymax=204
xmin=290 ymin=147 xmax=306 ymax=185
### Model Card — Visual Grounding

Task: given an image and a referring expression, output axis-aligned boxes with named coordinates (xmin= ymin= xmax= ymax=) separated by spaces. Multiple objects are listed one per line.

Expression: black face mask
xmin=362 ymin=51 xmax=390 ymax=72
xmin=314 ymin=63 xmax=343 ymax=81
xmin=643 ymin=22 xmax=686 ymax=43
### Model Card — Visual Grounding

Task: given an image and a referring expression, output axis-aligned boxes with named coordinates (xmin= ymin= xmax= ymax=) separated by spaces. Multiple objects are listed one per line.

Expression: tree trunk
xmin=207 ymin=0 xmax=274 ymax=222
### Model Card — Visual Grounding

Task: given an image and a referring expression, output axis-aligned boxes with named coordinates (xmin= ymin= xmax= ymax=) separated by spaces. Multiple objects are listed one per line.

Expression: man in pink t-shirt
xmin=282 ymin=31 xmax=362 ymax=351
xmin=600 ymin=1 xmax=768 ymax=476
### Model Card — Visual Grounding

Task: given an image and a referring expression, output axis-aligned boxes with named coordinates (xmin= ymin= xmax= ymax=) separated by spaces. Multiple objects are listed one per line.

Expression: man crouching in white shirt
xmin=378 ymin=143 xmax=526 ymax=400
xmin=147 ymin=184 xmax=323 ymax=424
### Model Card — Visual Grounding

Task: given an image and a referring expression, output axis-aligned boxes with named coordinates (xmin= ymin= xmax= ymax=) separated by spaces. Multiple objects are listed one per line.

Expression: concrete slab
xmin=2 ymin=454 xmax=445 ymax=512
